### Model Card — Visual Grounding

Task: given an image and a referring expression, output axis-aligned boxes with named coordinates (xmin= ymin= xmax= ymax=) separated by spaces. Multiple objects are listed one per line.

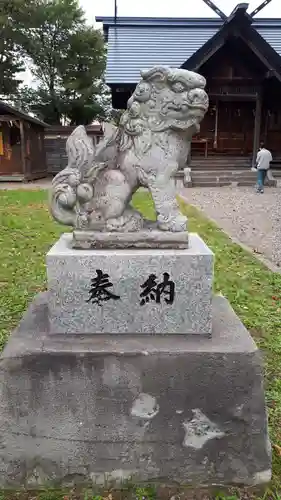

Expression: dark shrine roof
xmin=0 ymin=100 xmax=48 ymax=127
xmin=96 ymin=15 xmax=281 ymax=84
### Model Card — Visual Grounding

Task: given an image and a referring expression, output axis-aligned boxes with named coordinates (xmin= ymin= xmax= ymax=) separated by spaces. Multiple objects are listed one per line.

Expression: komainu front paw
xmin=106 ymin=209 xmax=144 ymax=232
xmin=76 ymin=213 xmax=89 ymax=229
xmin=157 ymin=214 xmax=187 ymax=232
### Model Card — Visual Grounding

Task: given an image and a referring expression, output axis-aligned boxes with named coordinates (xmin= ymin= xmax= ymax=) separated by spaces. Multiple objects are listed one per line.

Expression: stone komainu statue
xmin=50 ymin=66 xmax=209 ymax=232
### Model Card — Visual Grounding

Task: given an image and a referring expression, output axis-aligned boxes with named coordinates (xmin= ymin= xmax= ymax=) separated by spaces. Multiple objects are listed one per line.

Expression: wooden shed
xmin=45 ymin=124 xmax=104 ymax=175
xmin=0 ymin=101 xmax=48 ymax=182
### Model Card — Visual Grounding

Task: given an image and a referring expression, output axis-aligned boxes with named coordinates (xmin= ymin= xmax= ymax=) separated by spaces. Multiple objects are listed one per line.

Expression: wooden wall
xmin=262 ymin=81 xmax=281 ymax=154
xmin=197 ymin=101 xmax=256 ymax=155
xmin=191 ymin=38 xmax=281 ymax=157
xmin=24 ymin=123 xmax=47 ymax=180
xmin=0 ymin=118 xmax=47 ymax=180
xmin=0 ymin=121 xmax=22 ymax=177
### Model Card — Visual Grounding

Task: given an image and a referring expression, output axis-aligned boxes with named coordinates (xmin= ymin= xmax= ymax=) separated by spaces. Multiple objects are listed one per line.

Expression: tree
xmin=60 ymin=27 xmax=107 ymax=125
xmin=15 ymin=86 xmax=54 ymax=122
xmin=0 ymin=0 xmax=29 ymax=96
xmin=63 ymin=81 xmax=112 ymax=125
xmin=20 ymin=0 xmax=107 ymax=124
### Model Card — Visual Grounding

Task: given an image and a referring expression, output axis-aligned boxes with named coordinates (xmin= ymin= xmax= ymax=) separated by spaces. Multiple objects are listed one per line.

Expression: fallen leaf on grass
xmin=273 ymin=443 xmax=281 ymax=455
xmin=249 ymin=327 xmax=266 ymax=338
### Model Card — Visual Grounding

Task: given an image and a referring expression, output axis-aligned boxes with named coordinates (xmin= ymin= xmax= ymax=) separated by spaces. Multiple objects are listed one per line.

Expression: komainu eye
xmin=171 ymin=82 xmax=185 ymax=93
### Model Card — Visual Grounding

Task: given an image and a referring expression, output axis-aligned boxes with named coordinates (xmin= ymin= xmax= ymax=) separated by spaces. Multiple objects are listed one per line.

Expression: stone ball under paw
xmin=77 ymin=183 xmax=94 ymax=202
xmin=58 ymin=190 xmax=76 ymax=207
xmin=68 ymin=172 xmax=81 ymax=187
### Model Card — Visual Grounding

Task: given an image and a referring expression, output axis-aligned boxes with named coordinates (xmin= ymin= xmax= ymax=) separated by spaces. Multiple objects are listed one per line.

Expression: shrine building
xmin=97 ymin=1 xmax=281 ymax=173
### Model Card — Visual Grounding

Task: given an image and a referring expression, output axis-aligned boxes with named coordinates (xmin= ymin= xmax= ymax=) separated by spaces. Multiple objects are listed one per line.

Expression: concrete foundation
xmin=0 ymin=293 xmax=271 ymax=488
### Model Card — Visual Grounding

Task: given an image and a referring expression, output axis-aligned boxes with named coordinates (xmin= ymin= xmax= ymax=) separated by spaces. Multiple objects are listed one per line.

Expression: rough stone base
xmin=0 ymin=293 xmax=271 ymax=487
xmin=72 ymin=229 xmax=189 ymax=249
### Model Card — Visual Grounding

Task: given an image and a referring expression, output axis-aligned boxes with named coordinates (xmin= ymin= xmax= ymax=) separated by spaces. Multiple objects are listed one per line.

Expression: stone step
xmin=192 ymin=178 xmax=255 ymax=182
xmin=191 ymin=157 xmax=251 ymax=161
xmin=174 ymin=169 xmax=277 ymax=187
xmin=192 ymin=156 xmax=251 ymax=159
xmin=191 ymin=179 xmax=256 ymax=184
xmin=191 ymin=180 xmax=256 ymax=187
xmin=175 ymin=171 xmax=276 ymax=188
xmin=191 ymin=160 xmax=251 ymax=164
xmin=192 ymin=170 xmax=255 ymax=176
xmin=191 ymin=158 xmax=250 ymax=163
xmin=191 ymin=165 xmax=252 ymax=170
xmin=192 ymin=181 xmax=231 ymax=187
xmin=192 ymin=180 xmax=256 ymax=185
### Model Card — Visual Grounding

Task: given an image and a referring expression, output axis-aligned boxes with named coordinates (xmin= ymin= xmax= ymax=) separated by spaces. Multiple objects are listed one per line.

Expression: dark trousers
xmin=257 ymin=169 xmax=266 ymax=191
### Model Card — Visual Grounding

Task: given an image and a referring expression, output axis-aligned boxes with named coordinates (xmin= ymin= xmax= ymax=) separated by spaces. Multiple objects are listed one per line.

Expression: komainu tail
xmin=49 ymin=126 xmax=96 ymax=226
xmin=94 ymin=122 xmax=118 ymax=167
xmin=66 ymin=125 xmax=95 ymax=176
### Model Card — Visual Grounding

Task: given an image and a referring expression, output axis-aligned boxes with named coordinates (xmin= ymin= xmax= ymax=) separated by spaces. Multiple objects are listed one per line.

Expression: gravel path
xmin=181 ymin=186 xmax=281 ymax=269
xmin=0 ymin=179 xmax=52 ymax=190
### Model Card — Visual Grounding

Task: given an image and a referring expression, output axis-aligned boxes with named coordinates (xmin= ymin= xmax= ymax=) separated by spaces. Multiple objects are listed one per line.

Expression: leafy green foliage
xmin=0 ymin=0 xmax=28 ymax=95
xmin=60 ymin=27 xmax=108 ymax=124
xmin=18 ymin=0 xmax=107 ymax=124
xmin=0 ymin=0 xmax=108 ymax=123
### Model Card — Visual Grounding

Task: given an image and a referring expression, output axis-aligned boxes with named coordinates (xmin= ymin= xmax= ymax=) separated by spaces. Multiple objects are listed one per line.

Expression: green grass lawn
xmin=1 ymin=189 xmax=281 ymax=496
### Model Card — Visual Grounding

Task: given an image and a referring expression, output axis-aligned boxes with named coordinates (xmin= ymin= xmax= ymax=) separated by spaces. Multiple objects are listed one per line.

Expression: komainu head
xmin=119 ymin=66 xmax=209 ymax=141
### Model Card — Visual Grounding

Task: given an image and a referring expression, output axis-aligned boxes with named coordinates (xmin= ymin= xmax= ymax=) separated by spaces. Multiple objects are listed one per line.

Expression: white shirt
xmin=256 ymin=148 xmax=272 ymax=170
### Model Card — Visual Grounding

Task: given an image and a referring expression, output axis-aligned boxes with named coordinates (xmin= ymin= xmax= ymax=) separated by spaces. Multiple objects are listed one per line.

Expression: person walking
xmin=255 ymin=142 xmax=272 ymax=193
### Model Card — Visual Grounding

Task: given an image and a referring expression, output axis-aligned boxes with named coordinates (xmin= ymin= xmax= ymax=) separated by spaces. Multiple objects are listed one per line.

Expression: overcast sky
xmin=21 ymin=0 xmax=281 ymax=86
xmin=85 ymin=0 xmax=281 ymax=23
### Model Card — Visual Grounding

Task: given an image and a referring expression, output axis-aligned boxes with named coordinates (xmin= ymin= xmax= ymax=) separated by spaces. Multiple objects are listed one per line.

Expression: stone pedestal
xmin=0 ymin=232 xmax=271 ymax=487
xmin=0 ymin=293 xmax=271 ymax=487
xmin=46 ymin=233 xmax=213 ymax=335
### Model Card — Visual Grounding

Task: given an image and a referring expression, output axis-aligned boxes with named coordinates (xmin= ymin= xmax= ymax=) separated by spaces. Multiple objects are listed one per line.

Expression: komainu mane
xmin=50 ymin=66 xmax=209 ymax=233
